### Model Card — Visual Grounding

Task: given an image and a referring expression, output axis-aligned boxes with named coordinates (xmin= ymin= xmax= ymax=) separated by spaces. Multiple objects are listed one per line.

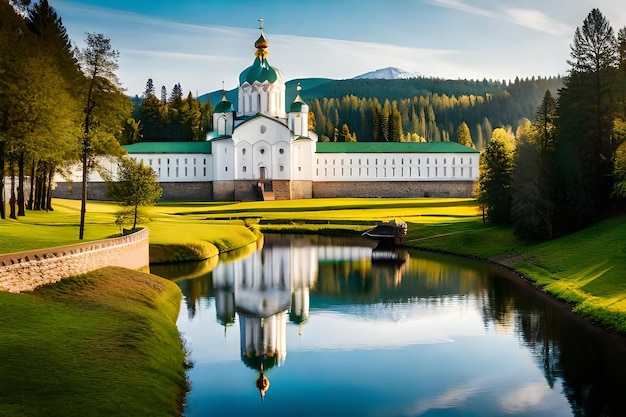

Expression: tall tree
xmin=554 ymin=8 xmax=619 ymax=232
xmin=75 ymin=33 xmax=128 ymax=239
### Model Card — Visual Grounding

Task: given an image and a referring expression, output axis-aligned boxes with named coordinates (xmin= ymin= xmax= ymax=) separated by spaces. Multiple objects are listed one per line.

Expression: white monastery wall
xmin=314 ymin=152 xmax=479 ymax=182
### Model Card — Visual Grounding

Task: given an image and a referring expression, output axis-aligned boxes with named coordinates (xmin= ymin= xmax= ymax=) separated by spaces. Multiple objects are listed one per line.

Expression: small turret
xmin=213 ymin=84 xmax=234 ymax=137
xmin=288 ymin=83 xmax=309 ymax=136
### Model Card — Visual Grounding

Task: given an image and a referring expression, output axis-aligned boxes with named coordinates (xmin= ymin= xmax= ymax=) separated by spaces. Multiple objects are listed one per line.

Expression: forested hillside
xmin=304 ymin=76 xmax=563 ymax=145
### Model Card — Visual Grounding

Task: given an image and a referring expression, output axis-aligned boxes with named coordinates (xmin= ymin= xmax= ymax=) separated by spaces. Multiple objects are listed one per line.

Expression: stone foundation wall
xmin=0 ymin=228 xmax=150 ymax=293
xmin=290 ymin=180 xmax=313 ymax=200
xmin=214 ymin=180 xmax=236 ymax=201
xmin=272 ymin=180 xmax=291 ymax=200
xmin=234 ymin=180 xmax=261 ymax=201
xmin=160 ymin=182 xmax=212 ymax=201
xmin=313 ymin=180 xmax=475 ymax=198
xmin=52 ymin=182 xmax=109 ymax=200
xmin=53 ymin=181 xmax=213 ymax=202
xmin=53 ymin=179 xmax=475 ymax=202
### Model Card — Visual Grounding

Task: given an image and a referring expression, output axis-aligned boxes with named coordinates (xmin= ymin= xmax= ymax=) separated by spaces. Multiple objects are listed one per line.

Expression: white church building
xmin=55 ymin=23 xmax=479 ymax=202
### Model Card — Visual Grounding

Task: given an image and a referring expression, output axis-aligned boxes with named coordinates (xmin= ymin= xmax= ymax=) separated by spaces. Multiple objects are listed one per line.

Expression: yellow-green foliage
xmin=0 ymin=267 xmax=187 ymax=417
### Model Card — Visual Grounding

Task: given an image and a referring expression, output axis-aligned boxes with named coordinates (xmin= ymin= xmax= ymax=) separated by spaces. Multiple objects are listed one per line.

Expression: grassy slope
xmin=0 ymin=267 xmax=187 ymax=417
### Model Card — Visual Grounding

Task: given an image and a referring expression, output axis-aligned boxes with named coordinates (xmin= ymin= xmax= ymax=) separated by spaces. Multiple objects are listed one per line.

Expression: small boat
xmin=362 ymin=220 xmax=408 ymax=245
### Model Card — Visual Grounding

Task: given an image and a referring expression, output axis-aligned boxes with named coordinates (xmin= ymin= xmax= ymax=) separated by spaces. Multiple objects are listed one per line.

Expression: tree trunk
xmin=9 ymin=164 xmax=16 ymax=220
xmin=27 ymin=158 xmax=35 ymax=210
xmin=34 ymin=162 xmax=43 ymax=211
xmin=17 ymin=152 xmax=25 ymax=216
xmin=79 ymin=152 xmax=87 ymax=239
xmin=133 ymin=204 xmax=138 ymax=229
xmin=0 ymin=143 xmax=5 ymax=220
xmin=46 ymin=164 xmax=54 ymax=211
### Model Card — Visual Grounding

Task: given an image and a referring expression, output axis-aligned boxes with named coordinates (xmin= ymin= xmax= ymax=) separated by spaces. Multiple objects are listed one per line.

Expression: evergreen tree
xmin=554 ymin=8 xmax=619 ymax=232
xmin=478 ymin=133 xmax=515 ymax=224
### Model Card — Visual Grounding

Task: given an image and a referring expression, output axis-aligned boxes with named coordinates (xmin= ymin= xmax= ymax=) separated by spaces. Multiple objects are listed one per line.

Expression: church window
xmin=158 ymin=158 xmax=161 ymax=164
xmin=185 ymin=167 xmax=188 ymax=176
xmin=426 ymin=158 xmax=429 ymax=164
xmin=203 ymin=167 xmax=206 ymax=176
xmin=393 ymin=167 xmax=395 ymax=176
xmin=341 ymin=159 xmax=344 ymax=166
xmin=167 ymin=158 xmax=170 ymax=165
xmin=167 ymin=167 xmax=170 ymax=176
xmin=184 ymin=158 xmax=188 ymax=164
xmin=443 ymin=167 xmax=446 ymax=176
xmin=203 ymin=159 xmax=206 ymax=165
xmin=224 ymin=148 xmax=227 ymax=154
xmin=260 ymin=148 xmax=265 ymax=154
xmin=350 ymin=168 xmax=352 ymax=175
xmin=176 ymin=167 xmax=179 ymax=177
xmin=298 ymin=167 xmax=302 ymax=172
xmin=279 ymin=148 xmax=284 ymax=154
xmin=176 ymin=159 xmax=179 ymax=166
xmin=243 ymin=166 xmax=247 ymax=173
xmin=461 ymin=158 xmax=464 ymax=164
xmin=359 ymin=168 xmax=362 ymax=176
xmin=435 ymin=167 xmax=438 ymax=176
xmin=225 ymin=166 xmax=228 ymax=172
xmin=148 ymin=159 xmax=152 ymax=166
xmin=279 ymin=165 xmax=284 ymax=172
xmin=444 ymin=158 xmax=447 ymax=164
xmin=242 ymin=148 xmax=246 ymax=155
xmin=260 ymin=125 xmax=267 ymax=134
xmin=158 ymin=168 xmax=161 ymax=176
xmin=461 ymin=167 xmax=464 ymax=176
xmin=194 ymin=167 xmax=197 ymax=176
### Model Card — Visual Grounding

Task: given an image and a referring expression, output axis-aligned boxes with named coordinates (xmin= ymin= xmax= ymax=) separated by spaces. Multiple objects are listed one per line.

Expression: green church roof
xmin=316 ymin=141 xmax=479 ymax=154
xmin=289 ymin=101 xmax=306 ymax=112
xmin=124 ymin=142 xmax=212 ymax=154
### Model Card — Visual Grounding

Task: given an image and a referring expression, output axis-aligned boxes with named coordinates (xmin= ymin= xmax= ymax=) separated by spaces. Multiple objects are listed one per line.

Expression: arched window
xmin=242 ymin=166 xmax=247 ymax=173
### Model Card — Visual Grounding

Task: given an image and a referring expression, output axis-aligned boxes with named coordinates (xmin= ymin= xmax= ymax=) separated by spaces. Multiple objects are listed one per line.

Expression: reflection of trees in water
xmin=479 ymin=271 xmax=626 ymax=416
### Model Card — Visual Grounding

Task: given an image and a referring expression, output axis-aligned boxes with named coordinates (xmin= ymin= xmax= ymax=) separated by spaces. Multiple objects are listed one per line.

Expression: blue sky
xmin=51 ymin=0 xmax=626 ymax=97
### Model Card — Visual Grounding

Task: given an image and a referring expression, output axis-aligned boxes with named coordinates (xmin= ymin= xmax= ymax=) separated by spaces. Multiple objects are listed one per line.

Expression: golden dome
xmin=255 ymin=33 xmax=268 ymax=49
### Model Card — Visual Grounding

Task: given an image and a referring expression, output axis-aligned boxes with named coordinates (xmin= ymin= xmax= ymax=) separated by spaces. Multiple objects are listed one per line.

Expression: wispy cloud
xmin=425 ymin=0 xmax=571 ymax=35
xmin=505 ymin=8 xmax=571 ymax=35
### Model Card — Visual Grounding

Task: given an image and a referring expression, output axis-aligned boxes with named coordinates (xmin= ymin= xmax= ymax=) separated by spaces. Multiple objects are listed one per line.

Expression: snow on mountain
xmin=353 ymin=67 xmax=421 ymax=80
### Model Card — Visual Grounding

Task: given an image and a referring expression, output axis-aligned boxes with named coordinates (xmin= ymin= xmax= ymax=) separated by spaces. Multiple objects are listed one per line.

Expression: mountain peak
xmin=353 ymin=67 xmax=421 ymax=80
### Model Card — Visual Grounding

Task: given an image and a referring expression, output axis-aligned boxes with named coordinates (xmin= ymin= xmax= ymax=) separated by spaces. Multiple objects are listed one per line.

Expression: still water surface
xmin=152 ymin=234 xmax=626 ymax=417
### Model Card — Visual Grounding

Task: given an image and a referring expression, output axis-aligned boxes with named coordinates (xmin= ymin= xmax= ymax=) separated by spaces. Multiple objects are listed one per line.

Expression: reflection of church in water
xmin=211 ymin=235 xmax=408 ymax=399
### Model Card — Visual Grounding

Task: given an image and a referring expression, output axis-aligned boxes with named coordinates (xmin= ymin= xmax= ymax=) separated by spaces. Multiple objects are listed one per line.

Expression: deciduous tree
xmin=106 ymin=157 xmax=162 ymax=230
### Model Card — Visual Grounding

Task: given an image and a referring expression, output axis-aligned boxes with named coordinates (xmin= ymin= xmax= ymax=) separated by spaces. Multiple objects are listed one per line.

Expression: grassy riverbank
xmin=0 ymin=266 xmax=187 ymax=417
xmin=3 ymin=199 xmax=625 ymax=334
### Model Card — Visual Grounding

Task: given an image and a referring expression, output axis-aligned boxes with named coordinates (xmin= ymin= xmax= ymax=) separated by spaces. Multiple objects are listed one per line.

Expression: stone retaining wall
xmin=0 ymin=228 xmax=150 ymax=293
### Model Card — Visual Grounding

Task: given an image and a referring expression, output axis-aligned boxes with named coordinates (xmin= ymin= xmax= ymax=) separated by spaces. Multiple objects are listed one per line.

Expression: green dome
xmin=214 ymin=100 xmax=234 ymax=113
xmin=239 ymin=57 xmax=281 ymax=85
xmin=289 ymin=101 xmax=306 ymax=112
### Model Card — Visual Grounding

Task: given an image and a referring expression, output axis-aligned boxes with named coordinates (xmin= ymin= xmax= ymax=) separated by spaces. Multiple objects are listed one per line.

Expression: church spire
xmin=254 ymin=18 xmax=269 ymax=59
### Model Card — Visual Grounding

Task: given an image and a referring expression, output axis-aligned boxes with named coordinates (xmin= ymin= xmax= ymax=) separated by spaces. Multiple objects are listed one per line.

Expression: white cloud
xmin=505 ymin=8 xmax=571 ymax=35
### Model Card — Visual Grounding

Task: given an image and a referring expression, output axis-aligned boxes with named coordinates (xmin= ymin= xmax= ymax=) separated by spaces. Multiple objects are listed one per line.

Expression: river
xmin=151 ymin=234 xmax=626 ymax=417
